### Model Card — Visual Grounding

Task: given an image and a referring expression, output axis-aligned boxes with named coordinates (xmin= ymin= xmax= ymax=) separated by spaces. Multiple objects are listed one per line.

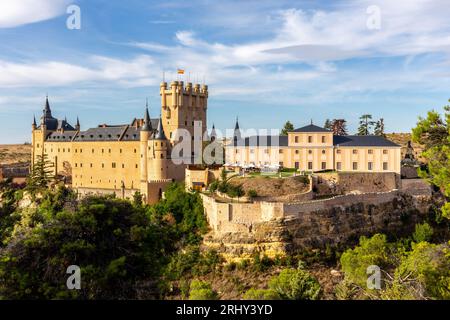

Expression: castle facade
xmin=226 ymin=121 xmax=401 ymax=174
xmin=31 ymin=81 xmax=208 ymax=203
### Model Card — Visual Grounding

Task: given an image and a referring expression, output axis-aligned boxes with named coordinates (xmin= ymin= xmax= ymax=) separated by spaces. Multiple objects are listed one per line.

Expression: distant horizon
xmin=1 ymin=0 xmax=449 ymax=143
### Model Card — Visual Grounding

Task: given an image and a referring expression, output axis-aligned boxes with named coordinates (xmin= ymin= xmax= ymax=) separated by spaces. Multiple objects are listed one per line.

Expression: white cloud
xmin=0 ymin=55 xmax=158 ymax=88
xmin=129 ymin=0 xmax=450 ymax=102
xmin=0 ymin=0 xmax=71 ymax=28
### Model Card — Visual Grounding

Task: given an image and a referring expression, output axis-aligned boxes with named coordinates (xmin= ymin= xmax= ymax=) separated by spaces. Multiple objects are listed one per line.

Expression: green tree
xmin=374 ymin=118 xmax=385 ymax=137
xmin=324 ymin=119 xmax=332 ymax=130
xmin=412 ymin=102 xmax=450 ymax=218
xmin=0 ymin=182 xmax=208 ymax=299
xmin=281 ymin=121 xmax=294 ymax=136
xmin=268 ymin=265 xmax=321 ymax=300
xmin=0 ymin=194 xmax=169 ymax=299
xmin=331 ymin=119 xmax=348 ymax=136
xmin=340 ymin=234 xmax=391 ymax=288
xmin=412 ymin=222 xmax=434 ymax=243
xmin=26 ymin=153 xmax=54 ymax=191
xmin=358 ymin=114 xmax=376 ymax=135
xmin=395 ymin=242 xmax=450 ymax=300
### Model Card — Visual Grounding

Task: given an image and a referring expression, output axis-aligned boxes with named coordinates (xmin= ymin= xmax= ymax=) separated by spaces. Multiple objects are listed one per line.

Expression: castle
xmin=31 ymin=80 xmax=208 ymax=203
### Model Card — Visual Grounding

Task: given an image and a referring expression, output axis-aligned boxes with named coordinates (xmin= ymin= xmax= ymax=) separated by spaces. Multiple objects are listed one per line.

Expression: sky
xmin=0 ymin=0 xmax=449 ymax=143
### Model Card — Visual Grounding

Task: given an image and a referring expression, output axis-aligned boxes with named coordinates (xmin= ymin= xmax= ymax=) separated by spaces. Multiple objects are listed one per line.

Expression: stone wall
xmin=77 ymin=187 xmax=140 ymax=200
xmin=314 ymin=172 xmax=399 ymax=195
xmin=185 ymin=166 xmax=222 ymax=190
xmin=201 ymin=179 xmax=433 ymax=259
xmin=401 ymin=178 xmax=432 ymax=196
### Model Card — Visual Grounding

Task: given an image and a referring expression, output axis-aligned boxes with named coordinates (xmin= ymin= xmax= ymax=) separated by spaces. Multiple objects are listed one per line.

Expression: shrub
xmin=268 ymin=267 xmax=321 ymax=300
xmin=227 ymin=184 xmax=245 ymax=199
xmin=189 ymin=280 xmax=218 ymax=300
xmin=208 ymin=181 xmax=219 ymax=193
xmin=247 ymin=189 xmax=258 ymax=198
xmin=224 ymin=262 xmax=237 ymax=272
xmin=412 ymin=222 xmax=434 ymax=243
xmin=237 ymin=259 xmax=250 ymax=270
xmin=252 ymin=252 xmax=272 ymax=272
xmin=243 ymin=288 xmax=279 ymax=300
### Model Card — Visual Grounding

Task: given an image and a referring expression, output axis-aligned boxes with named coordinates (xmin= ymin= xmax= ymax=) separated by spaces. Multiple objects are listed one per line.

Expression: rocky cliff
xmin=203 ymin=191 xmax=433 ymax=260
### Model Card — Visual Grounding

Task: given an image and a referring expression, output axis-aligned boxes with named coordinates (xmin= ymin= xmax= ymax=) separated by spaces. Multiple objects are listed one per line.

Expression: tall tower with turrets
xmin=160 ymin=80 xmax=208 ymax=162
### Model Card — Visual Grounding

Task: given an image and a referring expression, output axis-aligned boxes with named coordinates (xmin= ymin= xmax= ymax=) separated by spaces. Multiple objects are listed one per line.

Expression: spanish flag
xmin=177 ymin=69 xmax=185 ymax=74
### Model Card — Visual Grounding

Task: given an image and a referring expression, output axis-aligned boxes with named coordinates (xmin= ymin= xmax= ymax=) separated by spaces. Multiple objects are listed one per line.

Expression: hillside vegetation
xmin=0 ymin=144 xmax=31 ymax=165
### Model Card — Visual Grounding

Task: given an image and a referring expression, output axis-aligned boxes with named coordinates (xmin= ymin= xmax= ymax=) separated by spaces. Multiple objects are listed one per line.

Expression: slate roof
xmin=73 ymin=126 xmax=142 ymax=142
xmin=57 ymin=120 xmax=75 ymax=131
xmin=232 ymin=136 xmax=288 ymax=147
xmin=291 ymin=124 xmax=331 ymax=133
xmin=230 ymin=134 xmax=399 ymax=147
xmin=47 ymin=131 xmax=78 ymax=141
xmin=152 ymin=118 xmax=167 ymax=140
xmin=333 ymin=135 xmax=400 ymax=147
xmin=44 ymin=116 xmax=161 ymax=142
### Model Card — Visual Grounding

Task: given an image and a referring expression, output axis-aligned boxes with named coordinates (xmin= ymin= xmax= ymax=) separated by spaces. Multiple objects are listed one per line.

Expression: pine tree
xmin=358 ymin=114 xmax=375 ymax=135
xmin=281 ymin=121 xmax=294 ymax=136
xmin=324 ymin=119 xmax=332 ymax=130
xmin=331 ymin=119 xmax=348 ymax=136
xmin=374 ymin=118 xmax=385 ymax=136
xmin=27 ymin=154 xmax=54 ymax=191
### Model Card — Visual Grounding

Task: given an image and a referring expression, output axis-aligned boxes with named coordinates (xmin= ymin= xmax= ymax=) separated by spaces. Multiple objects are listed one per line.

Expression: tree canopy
xmin=281 ymin=121 xmax=294 ymax=136
xmin=0 ymin=182 xmax=208 ymax=299
xmin=412 ymin=101 xmax=450 ymax=218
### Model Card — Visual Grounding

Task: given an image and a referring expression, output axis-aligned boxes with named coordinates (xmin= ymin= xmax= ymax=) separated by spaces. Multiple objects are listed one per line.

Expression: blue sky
xmin=0 ymin=0 xmax=449 ymax=143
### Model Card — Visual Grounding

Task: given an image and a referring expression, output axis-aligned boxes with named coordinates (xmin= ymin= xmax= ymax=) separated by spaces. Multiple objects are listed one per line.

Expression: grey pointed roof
xmin=210 ymin=124 xmax=217 ymax=139
xmin=291 ymin=124 xmax=331 ymax=133
xmin=33 ymin=115 xmax=37 ymax=126
xmin=39 ymin=96 xmax=58 ymax=130
xmin=153 ymin=117 xmax=167 ymax=140
xmin=141 ymin=102 xmax=152 ymax=131
xmin=44 ymin=95 xmax=51 ymax=116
